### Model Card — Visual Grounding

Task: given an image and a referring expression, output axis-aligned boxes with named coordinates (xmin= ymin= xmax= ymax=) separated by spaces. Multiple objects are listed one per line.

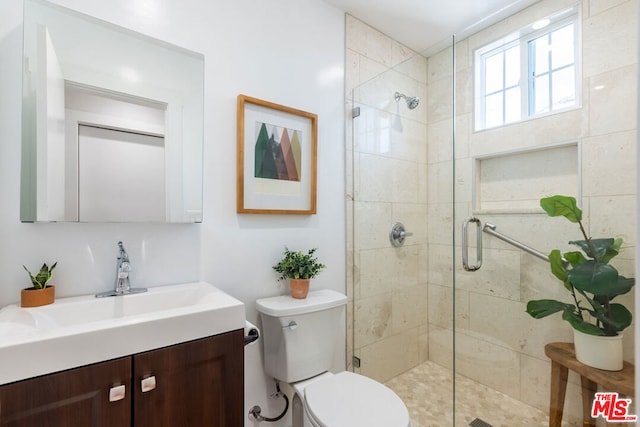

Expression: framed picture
xmin=237 ymin=95 xmax=318 ymax=214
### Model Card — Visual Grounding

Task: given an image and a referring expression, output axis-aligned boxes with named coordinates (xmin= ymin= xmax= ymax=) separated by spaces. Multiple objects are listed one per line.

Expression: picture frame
xmin=236 ymin=95 xmax=318 ymax=214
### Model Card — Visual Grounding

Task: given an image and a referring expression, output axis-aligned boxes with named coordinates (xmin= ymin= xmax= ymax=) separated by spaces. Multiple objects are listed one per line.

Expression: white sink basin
xmin=0 ymin=282 xmax=245 ymax=385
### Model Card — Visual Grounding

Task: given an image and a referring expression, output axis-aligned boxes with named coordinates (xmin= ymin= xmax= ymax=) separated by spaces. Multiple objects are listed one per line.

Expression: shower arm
xmin=482 ymin=223 xmax=550 ymax=263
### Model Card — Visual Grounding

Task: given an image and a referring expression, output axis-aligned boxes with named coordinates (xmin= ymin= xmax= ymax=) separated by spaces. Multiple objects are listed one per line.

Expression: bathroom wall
xmin=0 ymin=1 xmax=345 ymax=426
xmin=345 ymin=15 xmax=430 ymax=382
xmin=426 ymin=0 xmax=637 ymax=421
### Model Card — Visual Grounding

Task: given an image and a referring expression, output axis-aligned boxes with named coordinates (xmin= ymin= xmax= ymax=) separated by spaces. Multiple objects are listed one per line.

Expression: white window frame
xmin=474 ymin=6 xmax=581 ymax=131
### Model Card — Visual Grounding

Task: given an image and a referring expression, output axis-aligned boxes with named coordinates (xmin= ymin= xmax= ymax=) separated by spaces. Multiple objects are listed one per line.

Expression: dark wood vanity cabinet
xmin=0 ymin=330 xmax=244 ymax=427
xmin=134 ymin=329 xmax=244 ymax=426
xmin=0 ymin=357 xmax=131 ymax=426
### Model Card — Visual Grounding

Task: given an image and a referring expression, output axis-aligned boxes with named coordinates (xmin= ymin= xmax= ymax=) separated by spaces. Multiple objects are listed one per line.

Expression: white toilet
xmin=256 ymin=289 xmax=411 ymax=427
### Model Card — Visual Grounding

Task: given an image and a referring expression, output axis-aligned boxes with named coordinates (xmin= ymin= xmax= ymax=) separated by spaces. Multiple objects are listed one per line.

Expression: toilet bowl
xmin=256 ymin=289 xmax=410 ymax=427
xmin=293 ymin=371 xmax=410 ymax=427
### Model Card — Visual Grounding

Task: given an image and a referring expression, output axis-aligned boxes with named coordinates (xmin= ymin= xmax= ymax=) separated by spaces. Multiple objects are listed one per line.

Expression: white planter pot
xmin=573 ymin=329 xmax=623 ymax=371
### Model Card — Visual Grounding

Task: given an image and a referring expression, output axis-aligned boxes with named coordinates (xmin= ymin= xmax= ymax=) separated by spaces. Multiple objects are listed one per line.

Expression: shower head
xmin=394 ymin=91 xmax=420 ymax=109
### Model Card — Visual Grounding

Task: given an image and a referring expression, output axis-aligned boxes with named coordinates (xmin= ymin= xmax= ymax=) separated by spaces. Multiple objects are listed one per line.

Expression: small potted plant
xmin=21 ymin=262 xmax=57 ymax=307
xmin=526 ymin=195 xmax=634 ymax=370
xmin=273 ymin=247 xmax=326 ymax=299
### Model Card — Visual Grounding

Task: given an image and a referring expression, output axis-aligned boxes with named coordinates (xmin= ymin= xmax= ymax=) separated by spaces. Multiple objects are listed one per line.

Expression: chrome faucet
xmin=115 ymin=241 xmax=132 ymax=293
xmin=96 ymin=241 xmax=147 ymax=297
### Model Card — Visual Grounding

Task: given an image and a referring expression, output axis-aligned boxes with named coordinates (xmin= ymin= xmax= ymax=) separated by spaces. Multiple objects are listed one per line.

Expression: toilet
xmin=256 ymin=289 xmax=411 ymax=427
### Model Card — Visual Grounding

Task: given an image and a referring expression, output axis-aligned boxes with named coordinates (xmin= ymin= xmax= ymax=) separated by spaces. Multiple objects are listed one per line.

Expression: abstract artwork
xmin=254 ymin=123 xmax=301 ymax=182
xmin=237 ymin=95 xmax=317 ymax=214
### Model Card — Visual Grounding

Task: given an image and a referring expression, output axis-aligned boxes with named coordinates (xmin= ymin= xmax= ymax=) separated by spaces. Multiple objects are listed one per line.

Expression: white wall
xmin=0 ymin=1 xmax=345 ymax=426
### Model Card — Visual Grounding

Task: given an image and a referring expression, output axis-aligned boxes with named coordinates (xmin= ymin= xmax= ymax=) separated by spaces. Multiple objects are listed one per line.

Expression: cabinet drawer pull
xmin=109 ymin=384 xmax=126 ymax=402
xmin=141 ymin=376 xmax=156 ymax=393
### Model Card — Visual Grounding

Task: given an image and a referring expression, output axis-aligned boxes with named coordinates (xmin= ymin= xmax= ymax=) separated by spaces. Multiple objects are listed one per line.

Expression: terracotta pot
xmin=21 ymin=285 xmax=55 ymax=308
xmin=573 ymin=329 xmax=623 ymax=371
xmin=290 ymin=279 xmax=310 ymax=299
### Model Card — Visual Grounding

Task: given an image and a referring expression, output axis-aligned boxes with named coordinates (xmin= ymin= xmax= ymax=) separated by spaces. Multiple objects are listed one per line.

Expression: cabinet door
xmin=133 ymin=329 xmax=244 ymax=427
xmin=0 ymin=357 xmax=131 ymax=427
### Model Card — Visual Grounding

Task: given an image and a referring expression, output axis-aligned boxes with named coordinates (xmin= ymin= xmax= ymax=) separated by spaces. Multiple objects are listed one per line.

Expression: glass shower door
xmin=452 ymin=1 xmax=637 ymax=425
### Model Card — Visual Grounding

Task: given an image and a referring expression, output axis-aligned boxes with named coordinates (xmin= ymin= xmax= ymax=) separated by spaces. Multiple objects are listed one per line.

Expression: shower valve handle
xmin=390 ymin=222 xmax=412 ymax=247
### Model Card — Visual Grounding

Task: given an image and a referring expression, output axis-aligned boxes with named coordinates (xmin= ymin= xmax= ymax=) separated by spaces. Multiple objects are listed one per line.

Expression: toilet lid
xmin=304 ymin=371 xmax=409 ymax=427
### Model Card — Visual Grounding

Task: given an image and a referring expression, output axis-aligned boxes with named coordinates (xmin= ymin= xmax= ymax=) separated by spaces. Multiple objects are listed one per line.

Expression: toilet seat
xmin=303 ymin=371 xmax=410 ymax=427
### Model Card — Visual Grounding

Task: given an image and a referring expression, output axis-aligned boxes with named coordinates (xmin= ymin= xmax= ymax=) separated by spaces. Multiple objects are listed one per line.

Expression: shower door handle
xmin=462 ymin=217 xmax=482 ymax=271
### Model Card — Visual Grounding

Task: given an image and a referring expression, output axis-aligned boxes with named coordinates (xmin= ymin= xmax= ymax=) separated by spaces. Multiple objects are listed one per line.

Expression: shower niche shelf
xmin=471 ymin=141 xmax=580 ymax=214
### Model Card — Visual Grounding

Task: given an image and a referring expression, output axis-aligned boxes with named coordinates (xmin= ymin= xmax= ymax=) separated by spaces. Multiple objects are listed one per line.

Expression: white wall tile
xmin=354 ymin=293 xmax=393 ymax=348
xmin=583 ymin=130 xmax=637 ymax=197
xmin=427 ymin=161 xmax=453 ymax=204
xmin=457 ymin=248 xmax=522 ymax=300
xmin=589 ymin=65 xmax=638 ymax=136
xmin=454 ymin=330 xmax=521 ymax=397
xmin=427 ymin=243 xmax=453 ymax=287
xmin=427 ymin=325 xmax=454 ymax=370
xmin=583 ymin=0 xmax=638 ymax=77
xmin=427 ymin=119 xmax=453 ymax=163
xmin=589 ymin=195 xmax=637 ymax=247
xmin=359 ymin=328 xmax=421 ymax=383
xmin=345 ymin=14 xmax=393 ymax=67
xmin=520 ymin=354 xmax=585 ymax=425
xmin=345 ymin=48 xmax=360 ymax=96
xmin=392 ymin=284 xmax=428 ymax=333
xmin=426 ymin=77 xmax=454 ymax=124
xmin=589 ymin=0 xmax=632 ymax=16
xmin=353 ymin=201 xmax=393 ymax=249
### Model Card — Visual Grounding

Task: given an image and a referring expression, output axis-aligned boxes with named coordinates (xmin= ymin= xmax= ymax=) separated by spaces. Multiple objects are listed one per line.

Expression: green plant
xmin=23 ymin=262 xmax=57 ymax=289
xmin=273 ymin=247 xmax=326 ymax=280
xmin=526 ymin=195 xmax=634 ymax=336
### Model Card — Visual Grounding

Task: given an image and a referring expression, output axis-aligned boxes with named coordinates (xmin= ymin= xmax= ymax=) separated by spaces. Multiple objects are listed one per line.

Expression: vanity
xmin=0 ymin=282 xmax=245 ymax=426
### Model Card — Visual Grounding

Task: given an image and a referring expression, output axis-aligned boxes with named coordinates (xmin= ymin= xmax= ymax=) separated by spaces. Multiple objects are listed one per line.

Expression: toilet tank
xmin=256 ymin=289 xmax=347 ymax=383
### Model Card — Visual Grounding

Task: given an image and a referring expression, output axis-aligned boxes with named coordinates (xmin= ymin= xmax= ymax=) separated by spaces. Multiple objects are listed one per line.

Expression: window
xmin=474 ymin=8 xmax=580 ymax=131
xmin=528 ymin=23 xmax=576 ymax=115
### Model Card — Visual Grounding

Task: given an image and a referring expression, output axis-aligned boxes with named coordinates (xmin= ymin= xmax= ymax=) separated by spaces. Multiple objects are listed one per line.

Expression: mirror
xmin=21 ymin=0 xmax=204 ymax=223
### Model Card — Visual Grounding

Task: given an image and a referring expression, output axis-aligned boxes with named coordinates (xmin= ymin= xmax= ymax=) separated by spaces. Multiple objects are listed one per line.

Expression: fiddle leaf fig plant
xmin=273 ymin=247 xmax=326 ymax=280
xmin=23 ymin=262 xmax=57 ymax=289
xmin=526 ymin=195 xmax=634 ymax=336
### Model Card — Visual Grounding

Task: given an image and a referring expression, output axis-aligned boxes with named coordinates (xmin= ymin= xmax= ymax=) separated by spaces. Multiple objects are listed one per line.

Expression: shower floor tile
xmin=386 ymin=360 xmax=580 ymax=427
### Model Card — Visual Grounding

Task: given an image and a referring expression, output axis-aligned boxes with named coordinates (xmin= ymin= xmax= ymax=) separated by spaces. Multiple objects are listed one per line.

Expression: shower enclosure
xmin=348 ymin=1 xmax=637 ymax=425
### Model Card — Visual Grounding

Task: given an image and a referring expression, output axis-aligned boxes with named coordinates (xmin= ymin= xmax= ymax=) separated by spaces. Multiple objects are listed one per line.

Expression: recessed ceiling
xmin=322 ymin=0 xmax=541 ymax=54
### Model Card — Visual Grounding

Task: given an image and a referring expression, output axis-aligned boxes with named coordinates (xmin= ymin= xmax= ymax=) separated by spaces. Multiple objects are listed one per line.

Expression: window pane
xmin=485 ymin=52 xmax=504 ymax=94
xmin=530 ymin=35 xmax=549 ymax=75
xmin=504 ymin=87 xmax=521 ymax=124
xmin=485 ymin=93 xmax=503 ymax=128
xmin=552 ymin=66 xmax=575 ymax=110
xmin=533 ymin=74 xmax=550 ymax=114
xmin=551 ymin=24 xmax=574 ymax=69
xmin=475 ymin=12 xmax=578 ymax=130
xmin=504 ymin=45 xmax=520 ymax=87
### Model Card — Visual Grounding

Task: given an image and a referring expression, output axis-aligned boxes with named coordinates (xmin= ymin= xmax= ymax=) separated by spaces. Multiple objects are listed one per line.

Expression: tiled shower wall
xmin=345 ymin=15 xmax=429 ymax=381
xmin=426 ymin=0 xmax=637 ymax=419
xmin=347 ymin=0 xmax=637 ymax=422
